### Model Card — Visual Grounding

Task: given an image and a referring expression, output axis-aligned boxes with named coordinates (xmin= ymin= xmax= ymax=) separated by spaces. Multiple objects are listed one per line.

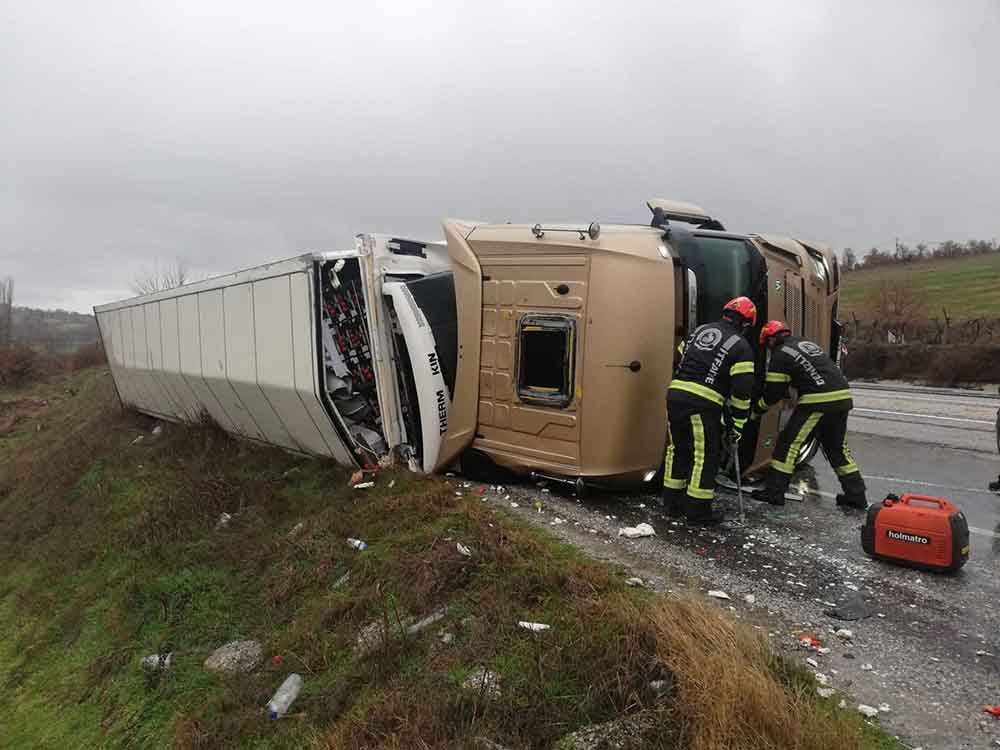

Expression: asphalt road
xmin=482 ymin=382 xmax=1000 ymax=750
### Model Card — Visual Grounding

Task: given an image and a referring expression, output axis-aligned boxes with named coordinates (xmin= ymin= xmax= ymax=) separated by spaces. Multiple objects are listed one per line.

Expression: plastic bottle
xmin=346 ymin=538 xmax=368 ymax=551
xmin=266 ymin=673 xmax=303 ymax=719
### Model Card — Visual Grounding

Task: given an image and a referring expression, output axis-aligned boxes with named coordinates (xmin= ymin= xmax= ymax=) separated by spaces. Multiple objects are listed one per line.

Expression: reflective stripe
xmin=834 ymin=430 xmax=859 ymax=476
xmin=688 ymin=414 xmax=713 ymax=501
xmin=799 ymin=389 xmax=852 ymax=405
xmin=732 ymin=417 xmax=747 ymax=430
xmin=765 ymin=372 xmax=791 ymax=383
xmin=668 ymin=379 xmax=724 ymax=406
xmin=771 ymin=412 xmax=822 ymax=474
xmin=686 ymin=485 xmax=714 ymax=500
xmin=663 ymin=430 xmax=681 ymax=489
xmin=756 ymin=397 xmax=769 ymax=412
xmin=730 ymin=361 xmax=755 ymax=376
xmin=729 ymin=396 xmax=751 ymax=410
xmin=677 ymin=341 xmax=686 ymax=356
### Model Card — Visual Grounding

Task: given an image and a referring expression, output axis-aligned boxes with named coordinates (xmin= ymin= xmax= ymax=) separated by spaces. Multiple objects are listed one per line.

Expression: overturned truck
xmin=94 ymin=200 xmax=841 ymax=489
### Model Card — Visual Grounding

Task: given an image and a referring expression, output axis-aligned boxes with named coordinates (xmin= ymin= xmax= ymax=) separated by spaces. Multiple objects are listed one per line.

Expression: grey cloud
xmin=2 ymin=0 xmax=998 ymax=310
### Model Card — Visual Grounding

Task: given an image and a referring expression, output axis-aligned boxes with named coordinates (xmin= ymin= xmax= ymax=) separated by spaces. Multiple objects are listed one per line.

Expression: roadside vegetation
xmin=0 ymin=368 xmax=902 ymax=749
xmin=840 ymin=252 xmax=1000 ymax=320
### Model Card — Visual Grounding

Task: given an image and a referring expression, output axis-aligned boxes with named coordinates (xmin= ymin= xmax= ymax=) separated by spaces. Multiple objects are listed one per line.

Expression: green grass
xmin=0 ymin=369 xmax=906 ymax=750
xmin=841 ymin=253 xmax=1000 ymax=318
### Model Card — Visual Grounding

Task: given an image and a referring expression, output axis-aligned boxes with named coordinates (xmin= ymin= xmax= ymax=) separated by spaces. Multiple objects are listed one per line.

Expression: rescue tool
xmin=861 ymin=493 xmax=969 ymax=573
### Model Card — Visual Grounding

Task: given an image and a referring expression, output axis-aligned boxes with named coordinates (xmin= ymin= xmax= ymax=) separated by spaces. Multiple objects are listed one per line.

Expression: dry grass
xmin=0 ymin=368 xmax=899 ymax=750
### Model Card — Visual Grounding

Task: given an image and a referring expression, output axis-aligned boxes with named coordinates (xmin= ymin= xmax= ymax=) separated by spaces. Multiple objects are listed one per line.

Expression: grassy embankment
xmin=0 ymin=369 xmax=902 ymax=749
xmin=839 ymin=252 xmax=1000 ymax=318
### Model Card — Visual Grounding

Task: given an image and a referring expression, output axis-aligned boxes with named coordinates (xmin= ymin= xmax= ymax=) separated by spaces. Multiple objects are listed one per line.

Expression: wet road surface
xmin=478 ymin=383 xmax=1000 ymax=750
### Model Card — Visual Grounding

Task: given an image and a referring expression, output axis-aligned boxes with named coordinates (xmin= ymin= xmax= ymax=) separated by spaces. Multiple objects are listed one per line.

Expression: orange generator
xmin=861 ymin=493 xmax=970 ymax=573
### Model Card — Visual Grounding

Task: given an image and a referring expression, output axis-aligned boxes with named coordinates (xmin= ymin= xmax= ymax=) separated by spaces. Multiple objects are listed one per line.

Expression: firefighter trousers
xmin=765 ymin=406 xmax=866 ymax=498
xmin=663 ymin=401 xmax=723 ymax=506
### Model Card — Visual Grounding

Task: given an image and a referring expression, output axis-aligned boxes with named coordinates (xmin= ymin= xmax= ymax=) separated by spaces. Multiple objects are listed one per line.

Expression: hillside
xmin=0 ymin=370 xmax=899 ymax=750
xmin=10 ymin=306 xmax=99 ymax=352
xmin=839 ymin=253 xmax=1000 ymax=318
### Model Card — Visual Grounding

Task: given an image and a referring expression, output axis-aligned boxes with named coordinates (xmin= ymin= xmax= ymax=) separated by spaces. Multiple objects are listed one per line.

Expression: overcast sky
xmin=2 ymin=0 xmax=998 ymax=311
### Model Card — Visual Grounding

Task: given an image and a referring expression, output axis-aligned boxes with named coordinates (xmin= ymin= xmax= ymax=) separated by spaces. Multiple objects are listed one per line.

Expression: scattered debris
xmin=551 ymin=517 xmax=566 ymax=525
xmin=707 ymin=590 xmax=731 ymax=600
xmin=151 ymin=424 xmax=163 ymax=437
xmin=349 ymin=470 xmax=364 ymax=486
xmin=839 ymin=699 xmax=847 ymax=709
xmin=984 ymin=706 xmax=1000 ymax=718
xmin=818 ymin=647 xmax=831 ymax=655
xmin=130 ymin=434 xmax=144 ymax=445
xmin=553 ymin=712 xmax=657 ymax=750
xmin=388 ymin=479 xmax=396 ymax=489
xmin=743 ymin=594 xmax=756 ymax=605
xmin=799 ymin=633 xmax=822 ymax=650
xmin=824 ymin=591 xmax=871 ymax=621
xmin=346 ymin=538 xmax=368 ymax=552
xmin=878 ymin=703 xmax=891 ymax=713
xmin=509 ymin=502 xmax=519 ymax=508
xmin=271 ymin=654 xmax=284 ymax=667
xmin=618 ymin=523 xmax=655 ymax=539
xmin=625 ymin=577 xmax=644 ymax=588
xmin=518 ymin=621 xmax=551 ymax=632
xmin=857 ymin=704 xmax=879 ymax=719
xmin=461 ymin=667 xmax=501 ymax=699
xmin=140 ymin=652 xmax=173 ymax=671
xmin=457 ymin=542 xmax=472 ymax=557
xmin=436 ymin=629 xmax=455 ymax=646
xmin=834 ymin=628 xmax=854 ymax=641
xmin=204 ymin=640 xmax=263 ymax=674
xmin=976 ymin=650 xmax=995 ymax=657
xmin=266 ymin=673 xmax=303 ymax=719
xmin=861 ymin=663 xmax=874 ymax=671
xmin=215 ymin=512 xmax=233 ymax=530
xmin=287 ymin=521 xmax=305 ymax=538
xmin=332 ymin=571 xmax=351 ymax=589
xmin=649 ymin=678 xmax=673 ymax=696
xmin=817 ymin=687 xmax=836 ymax=699
xmin=806 ymin=657 xmax=819 ymax=668
xmin=406 ymin=608 xmax=448 ymax=636
xmin=814 ymin=673 xmax=831 ymax=686
xmin=353 ymin=481 xmax=375 ymax=490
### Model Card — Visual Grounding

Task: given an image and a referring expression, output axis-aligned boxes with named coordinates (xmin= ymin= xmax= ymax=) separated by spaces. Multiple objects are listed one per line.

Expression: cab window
xmin=517 ymin=314 xmax=576 ymax=408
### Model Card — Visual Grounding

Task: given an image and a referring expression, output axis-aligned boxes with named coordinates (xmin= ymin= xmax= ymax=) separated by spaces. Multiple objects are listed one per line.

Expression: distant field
xmin=839 ymin=253 xmax=1000 ymax=318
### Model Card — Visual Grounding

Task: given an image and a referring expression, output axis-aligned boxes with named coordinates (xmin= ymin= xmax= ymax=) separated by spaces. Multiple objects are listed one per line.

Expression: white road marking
xmin=853 ymin=408 xmax=994 ymax=426
xmin=799 ymin=485 xmax=1000 ymax=540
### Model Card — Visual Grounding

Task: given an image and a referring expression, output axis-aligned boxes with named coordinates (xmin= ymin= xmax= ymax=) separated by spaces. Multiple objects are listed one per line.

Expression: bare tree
xmin=866 ymin=278 xmax=925 ymax=341
xmin=131 ymin=261 xmax=190 ymax=295
xmin=0 ymin=276 xmax=13 ymax=348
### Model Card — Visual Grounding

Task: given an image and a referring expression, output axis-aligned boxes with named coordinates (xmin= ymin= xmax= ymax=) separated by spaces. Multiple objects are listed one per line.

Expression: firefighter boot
xmin=835 ymin=473 xmax=869 ymax=510
xmin=761 ymin=472 xmax=788 ymax=506
xmin=835 ymin=493 xmax=869 ymax=510
xmin=685 ymin=499 xmax=724 ymax=526
xmin=660 ymin=488 xmax=686 ymax=518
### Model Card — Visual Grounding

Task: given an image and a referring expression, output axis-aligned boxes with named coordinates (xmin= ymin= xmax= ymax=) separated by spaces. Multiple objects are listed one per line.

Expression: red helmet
xmin=760 ymin=320 xmax=791 ymax=345
xmin=722 ymin=296 xmax=757 ymax=327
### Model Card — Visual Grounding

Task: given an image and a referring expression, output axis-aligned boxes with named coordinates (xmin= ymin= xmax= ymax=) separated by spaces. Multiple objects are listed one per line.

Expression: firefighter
xmin=754 ymin=321 xmax=868 ymax=509
xmin=662 ymin=297 xmax=757 ymax=525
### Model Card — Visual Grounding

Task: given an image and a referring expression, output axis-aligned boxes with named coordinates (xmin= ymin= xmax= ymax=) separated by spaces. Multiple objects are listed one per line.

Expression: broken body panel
xmin=95 ymin=201 xmax=839 ymax=487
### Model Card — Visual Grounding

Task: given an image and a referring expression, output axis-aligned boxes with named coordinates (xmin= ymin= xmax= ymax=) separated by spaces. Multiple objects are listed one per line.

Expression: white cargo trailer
xmin=94 ymin=235 xmax=459 ymax=472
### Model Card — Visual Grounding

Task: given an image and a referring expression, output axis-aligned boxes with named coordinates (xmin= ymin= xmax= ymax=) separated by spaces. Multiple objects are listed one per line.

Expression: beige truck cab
xmin=440 ymin=200 xmax=841 ymax=488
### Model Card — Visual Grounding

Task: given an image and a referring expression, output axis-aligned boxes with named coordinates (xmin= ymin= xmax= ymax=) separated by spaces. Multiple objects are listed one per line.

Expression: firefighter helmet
xmin=759 ymin=320 xmax=792 ymax=346
xmin=722 ymin=296 xmax=758 ymax=327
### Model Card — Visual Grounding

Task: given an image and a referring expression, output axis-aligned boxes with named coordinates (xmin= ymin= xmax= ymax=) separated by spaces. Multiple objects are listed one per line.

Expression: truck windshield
xmin=689 ymin=236 xmax=756 ymax=325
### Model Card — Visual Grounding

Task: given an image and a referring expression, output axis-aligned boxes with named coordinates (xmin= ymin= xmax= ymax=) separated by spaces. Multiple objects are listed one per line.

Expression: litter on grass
xmin=457 ymin=543 xmax=472 ymax=557
xmin=518 ymin=622 xmax=549 ymax=632
xmin=707 ymin=590 xmax=731 ymax=600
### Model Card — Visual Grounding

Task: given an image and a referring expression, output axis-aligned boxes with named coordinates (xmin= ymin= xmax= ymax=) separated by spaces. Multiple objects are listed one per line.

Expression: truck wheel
xmin=459 ymin=448 xmax=515 ymax=485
